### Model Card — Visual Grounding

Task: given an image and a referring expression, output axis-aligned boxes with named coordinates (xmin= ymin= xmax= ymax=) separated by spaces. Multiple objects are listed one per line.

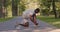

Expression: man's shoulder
xmin=23 ymin=9 xmax=35 ymax=14
xmin=25 ymin=9 xmax=35 ymax=11
xmin=25 ymin=9 xmax=34 ymax=13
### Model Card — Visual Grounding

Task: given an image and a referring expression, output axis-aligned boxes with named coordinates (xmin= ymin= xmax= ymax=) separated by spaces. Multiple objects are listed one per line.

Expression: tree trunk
xmin=2 ymin=0 xmax=5 ymax=18
xmin=58 ymin=12 xmax=60 ymax=18
xmin=52 ymin=0 xmax=57 ymax=18
xmin=12 ymin=0 xmax=18 ymax=16
xmin=0 ymin=8 xmax=3 ymax=18
xmin=0 ymin=0 xmax=2 ymax=18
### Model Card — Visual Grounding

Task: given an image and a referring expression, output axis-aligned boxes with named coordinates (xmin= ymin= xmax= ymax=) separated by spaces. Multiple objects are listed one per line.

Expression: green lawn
xmin=0 ymin=17 xmax=14 ymax=22
xmin=37 ymin=16 xmax=60 ymax=28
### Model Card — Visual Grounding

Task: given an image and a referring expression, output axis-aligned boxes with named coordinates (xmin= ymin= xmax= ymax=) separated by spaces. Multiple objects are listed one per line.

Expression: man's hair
xmin=34 ymin=8 xmax=40 ymax=13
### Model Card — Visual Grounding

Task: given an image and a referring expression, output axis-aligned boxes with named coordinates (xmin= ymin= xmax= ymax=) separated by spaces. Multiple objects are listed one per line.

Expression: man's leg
xmin=15 ymin=18 xmax=29 ymax=28
xmin=30 ymin=18 xmax=38 ymax=26
xmin=19 ymin=22 xmax=29 ymax=27
xmin=19 ymin=18 xmax=29 ymax=27
xmin=30 ymin=14 xmax=38 ymax=26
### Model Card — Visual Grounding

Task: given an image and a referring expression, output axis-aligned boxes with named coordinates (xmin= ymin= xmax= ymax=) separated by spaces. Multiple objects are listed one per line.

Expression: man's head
xmin=34 ymin=8 xmax=40 ymax=13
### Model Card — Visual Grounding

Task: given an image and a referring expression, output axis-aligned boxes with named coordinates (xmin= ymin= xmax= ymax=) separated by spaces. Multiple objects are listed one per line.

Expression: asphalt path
xmin=0 ymin=16 xmax=57 ymax=32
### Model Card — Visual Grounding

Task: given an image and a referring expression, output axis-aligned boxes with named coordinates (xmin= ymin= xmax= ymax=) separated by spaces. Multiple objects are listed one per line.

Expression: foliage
xmin=4 ymin=0 xmax=12 ymax=8
xmin=37 ymin=0 xmax=52 ymax=16
xmin=0 ymin=0 xmax=2 ymax=8
xmin=38 ymin=0 xmax=60 ymax=18
xmin=18 ymin=0 xmax=26 ymax=15
xmin=41 ymin=0 xmax=51 ymax=8
xmin=41 ymin=8 xmax=50 ymax=16
xmin=0 ymin=0 xmax=60 ymax=17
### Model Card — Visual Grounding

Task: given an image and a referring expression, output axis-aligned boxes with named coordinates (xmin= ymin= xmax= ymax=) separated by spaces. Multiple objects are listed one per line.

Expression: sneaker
xmin=19 ymin=22 xmax=29 ymax=27
xmin=36 ymin=23 xmax=38 ymax=25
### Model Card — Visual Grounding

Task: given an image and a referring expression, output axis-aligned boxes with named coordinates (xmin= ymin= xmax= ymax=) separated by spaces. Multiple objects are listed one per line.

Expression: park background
xmin=0 ymin=0 xmax=60 ymax=28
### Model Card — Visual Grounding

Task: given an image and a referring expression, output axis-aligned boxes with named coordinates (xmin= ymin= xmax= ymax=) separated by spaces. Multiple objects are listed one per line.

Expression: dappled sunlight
xmin=32 ymin=30 xmax=40 ymax=32
xmin=49 ymin=29 xmax=60 ymax=32
xmin=45 ymin=27 xmax=54 ymax=30
xmin=52 ymin=21 xmax=60 ymax=25
xmin=0 ymin=30 xmax=18 ymax=32
xmin=37 ymin=16 xmax=60 ymax=28
xmin=0 ymin=26 xmax=57 ymax=32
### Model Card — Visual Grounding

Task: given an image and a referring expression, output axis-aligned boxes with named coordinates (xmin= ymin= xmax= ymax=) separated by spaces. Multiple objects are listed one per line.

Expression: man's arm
xmin=29 ymin=14 xmax=36 ymax=22
xmin=30 ymin=14 xmax=38 ymax=25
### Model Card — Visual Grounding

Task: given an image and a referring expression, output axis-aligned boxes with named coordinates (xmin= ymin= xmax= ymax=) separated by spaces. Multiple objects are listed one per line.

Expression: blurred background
xmin=0 ymin=0 xmax=60 ymax=18
xmin=0 ymin=0 xmax=60 ymax=28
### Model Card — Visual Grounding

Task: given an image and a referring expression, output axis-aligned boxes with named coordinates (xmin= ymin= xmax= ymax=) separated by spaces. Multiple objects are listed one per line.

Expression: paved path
xmin=0 ymin=16 xmax=58 ymax=32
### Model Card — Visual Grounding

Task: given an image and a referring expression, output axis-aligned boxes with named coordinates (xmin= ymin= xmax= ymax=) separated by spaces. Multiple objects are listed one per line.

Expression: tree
xmin=0 ymin=0 xmax=2 ymax=18
xmin=52 ymin=0 xmax=57 ymax=18
xmin=18 ymin=0 xmax=26 ymax=15
xmin=12 ymin=0 xmax=25 ymax=16
xmin=12 ymin=0 xmax=18 ymax=16
xmin=1 ymin=0 xmax=6 ymax=18
xmin=38 ymin=0 xmax=51 ymax=16
xmin=55 ymin=2 xmax=60 ymax=18
xmin=38 ymin=0 xmax=58 ymax=18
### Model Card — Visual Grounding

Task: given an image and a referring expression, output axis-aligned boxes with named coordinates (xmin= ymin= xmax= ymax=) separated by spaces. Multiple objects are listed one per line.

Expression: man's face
xmin=35 ymin=10 xmax=39 ymax=13
xmin=34 ymin=8 xmax=40 ymax=13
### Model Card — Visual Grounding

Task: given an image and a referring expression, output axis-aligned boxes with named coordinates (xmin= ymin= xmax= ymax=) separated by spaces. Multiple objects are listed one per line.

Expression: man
xmin=16 ymin=8 xmax=40 ymax=27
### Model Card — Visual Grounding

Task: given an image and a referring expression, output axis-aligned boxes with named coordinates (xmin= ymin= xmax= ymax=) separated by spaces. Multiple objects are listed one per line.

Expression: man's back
xmin=22 ymin=9 xmax=35 ymax=18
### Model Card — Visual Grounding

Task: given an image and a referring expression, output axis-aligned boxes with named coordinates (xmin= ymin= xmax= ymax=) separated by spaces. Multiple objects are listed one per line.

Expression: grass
xmin=0 ymin=17 xmax=14 ymax=22
xmin=37 ymin=16 xmax=60 ymax=28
